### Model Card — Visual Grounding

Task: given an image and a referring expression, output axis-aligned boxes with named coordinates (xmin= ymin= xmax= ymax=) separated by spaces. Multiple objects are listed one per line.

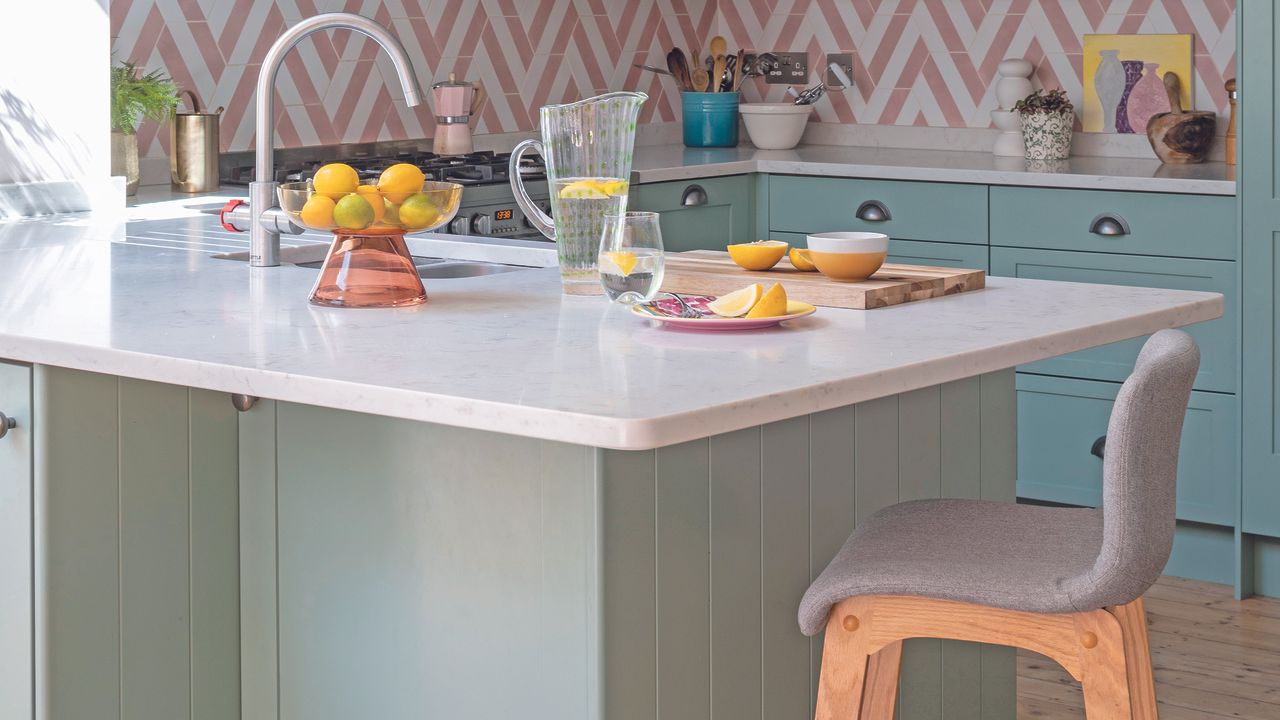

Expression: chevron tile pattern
xmin=112 ymin=0 xmax=1235 ymax=161
xmin=720 ymin=0 xmax=1236 ymax=128
xmin=111 ymin=0 xmax=716 ymax=159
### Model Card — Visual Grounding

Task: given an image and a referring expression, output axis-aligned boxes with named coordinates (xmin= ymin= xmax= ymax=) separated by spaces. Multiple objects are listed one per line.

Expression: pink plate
xmin=631 ymin=296 xmax=817 ymax=331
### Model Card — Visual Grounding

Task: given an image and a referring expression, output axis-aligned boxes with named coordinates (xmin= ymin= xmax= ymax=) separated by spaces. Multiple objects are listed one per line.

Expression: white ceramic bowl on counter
xmin=739 ymin=103 xmax=813 ymax=150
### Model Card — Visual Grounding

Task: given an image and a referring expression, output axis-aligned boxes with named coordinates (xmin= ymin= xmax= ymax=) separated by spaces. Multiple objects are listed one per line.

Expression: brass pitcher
xmin=170 ymin=90 xmax=223 ymax=193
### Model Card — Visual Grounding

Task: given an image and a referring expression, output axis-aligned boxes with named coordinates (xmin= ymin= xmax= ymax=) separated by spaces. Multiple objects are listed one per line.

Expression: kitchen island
xmin=0 ymin=210 xmax=1221 ymax=720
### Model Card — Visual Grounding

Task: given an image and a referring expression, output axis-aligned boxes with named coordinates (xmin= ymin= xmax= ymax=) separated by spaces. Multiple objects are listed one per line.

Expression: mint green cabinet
xmin=629 ymin=175 xmax=755 ymax=251
xmin=1016 ymin=374 xmax=1237 ymax=527
xmin=0 ymin=361 xmax=32 ymax=720
xmin=769 ymin=176 xmax=989 ymax=244
xmin=991 ymin=247 xmax=1236 ymax=394
xmin=772 ymin=231 xmax=988 ymax=270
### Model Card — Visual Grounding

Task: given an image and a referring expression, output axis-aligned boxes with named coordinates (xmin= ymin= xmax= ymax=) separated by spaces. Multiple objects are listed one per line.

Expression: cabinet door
xmin=1016 ymin=374 xmax=1237 ymax=527
xmin=0 ymin=361 xmax=32 ymax=720
xmin=629 ymin=175 xmax=754 ymax=251
xmin=991 ymin=247 xmax=1236 ymax=394
xmin=772 ymin=232 xmax=988 ymax=270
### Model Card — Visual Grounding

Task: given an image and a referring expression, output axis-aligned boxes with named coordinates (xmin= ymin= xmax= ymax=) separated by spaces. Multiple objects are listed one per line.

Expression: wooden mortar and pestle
xmin=1146 ymin=71 xmax=1216 ymax=163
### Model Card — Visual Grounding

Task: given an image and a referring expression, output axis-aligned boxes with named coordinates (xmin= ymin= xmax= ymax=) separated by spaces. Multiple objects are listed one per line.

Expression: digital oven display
xmin=495 ymin=209 xmax=514 ymax=221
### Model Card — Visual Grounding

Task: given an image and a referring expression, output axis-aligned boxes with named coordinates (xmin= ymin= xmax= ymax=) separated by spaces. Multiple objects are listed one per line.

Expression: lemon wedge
xmin=602 ymin=250 xmax=638 ymax=277
xmin=707 ymin=283 xmax=763 ymax=317
xmin=789 ymin=247 xmax=817 ymax=271
xmin=744 ymin=283 xmax=788 ymax=319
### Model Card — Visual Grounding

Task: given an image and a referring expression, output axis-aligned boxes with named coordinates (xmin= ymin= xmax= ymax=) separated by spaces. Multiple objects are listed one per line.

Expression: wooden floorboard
xmin=1017 ymin=576 xmax=1280 ymax=719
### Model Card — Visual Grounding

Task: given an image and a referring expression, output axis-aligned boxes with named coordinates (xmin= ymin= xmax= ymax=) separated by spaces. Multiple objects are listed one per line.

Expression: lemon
xmin=298 ymin=195 xmax=336 ymax=228
xmin=398 ymin=192 xmax=443 ymax=230
xmin=598 ymin=179 xmax=629 ymax=196
xmin=333 ymin=194 xmax=375 ymax=231
xmin=789 ymin=247 xmax=817 ymax=271
xmin=707 ymin=283 xmax=763 ymax=317
xmin=602 ymin=251 xmax=638 ymax=277
xmin=558 ymin=180 xmax=609 ymax=199
xmin=312 ymin=163 xmax=360 ymax=201
xmin=355 ymin=184 xmax=385 ymax=224
xmin=378 ymin=163 xmax=426 ymax=204
xmin=727 ymin=240 xmax=789 ymax=271
xmin=745 ymin=283 xmax=788 ymax=319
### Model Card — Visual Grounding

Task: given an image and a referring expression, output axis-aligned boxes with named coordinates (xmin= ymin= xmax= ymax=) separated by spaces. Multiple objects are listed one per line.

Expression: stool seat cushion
xmin=798 ymin=499 xmax=1104 ymax=636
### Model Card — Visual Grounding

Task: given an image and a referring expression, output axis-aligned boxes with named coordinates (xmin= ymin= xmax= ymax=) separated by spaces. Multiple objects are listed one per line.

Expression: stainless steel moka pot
xmin=170 ymin=90 xmax=223 ymax=193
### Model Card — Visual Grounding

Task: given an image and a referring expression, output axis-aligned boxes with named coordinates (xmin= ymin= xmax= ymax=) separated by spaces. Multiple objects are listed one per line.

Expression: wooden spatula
xmin=666 ymin=48 xmax=693 ymax=92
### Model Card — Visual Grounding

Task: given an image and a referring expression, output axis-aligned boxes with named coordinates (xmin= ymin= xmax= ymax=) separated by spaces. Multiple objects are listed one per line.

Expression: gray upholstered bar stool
xmin=800 ymin=329 xmax=1200 ymax=720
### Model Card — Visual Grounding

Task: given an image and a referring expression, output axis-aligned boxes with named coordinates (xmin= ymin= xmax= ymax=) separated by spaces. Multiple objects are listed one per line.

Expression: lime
xmin=398 ymin=193 xmax=443 ymax=230
xmin=333 ymin=194 xmax=375 ymax=230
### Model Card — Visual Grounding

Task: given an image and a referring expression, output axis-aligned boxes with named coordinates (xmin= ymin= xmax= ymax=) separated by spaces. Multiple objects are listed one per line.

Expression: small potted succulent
xmin=110 ymin=60 xmax=178 ymax=195
xmin=1015 ymin=89 xmax=1075 ymax=160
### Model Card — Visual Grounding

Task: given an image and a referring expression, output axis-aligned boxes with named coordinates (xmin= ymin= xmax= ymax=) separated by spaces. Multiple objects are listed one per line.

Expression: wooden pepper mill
xmin=1226 ymin=78 xmax=1238 ymax=165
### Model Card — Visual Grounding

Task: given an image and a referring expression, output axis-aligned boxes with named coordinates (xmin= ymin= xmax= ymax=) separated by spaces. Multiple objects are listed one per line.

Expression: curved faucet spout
xmin=255 ymin=12 xmax=422 ymax=184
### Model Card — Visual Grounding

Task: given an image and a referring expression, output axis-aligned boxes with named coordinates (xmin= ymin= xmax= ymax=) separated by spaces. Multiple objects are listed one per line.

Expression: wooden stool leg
xmin=815 ymin=598 xmax=874 ymax=720
xmin=858 ymin=640 xmax=903 ymax=720
xmin=1110 ymin=598 xmax=1159 ymax=720
xmin=1076 ymin=610 xmax=1133 ymax=720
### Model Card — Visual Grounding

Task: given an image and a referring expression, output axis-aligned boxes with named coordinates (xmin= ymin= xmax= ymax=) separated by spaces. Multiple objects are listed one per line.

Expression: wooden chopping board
xmin=659 ymin=251 xmax=985 ymax=310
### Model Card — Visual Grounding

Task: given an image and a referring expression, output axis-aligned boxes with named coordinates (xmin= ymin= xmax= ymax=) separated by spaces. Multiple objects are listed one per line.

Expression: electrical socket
xmin=826 ymin=53 xmax=854 ymax=88
xmin=766 ymin=50 xmax=809 ymax=84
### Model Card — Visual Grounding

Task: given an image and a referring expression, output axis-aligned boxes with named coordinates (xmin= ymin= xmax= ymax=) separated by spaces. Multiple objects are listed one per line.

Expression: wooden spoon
xmin=666 ymin=47 xmax=693 ymax=92
xmin=711 ymin=54 xmax=727 ymax=93
xmin=731 ymin=50 xmax=744 ymax=92
xmin=709 ymin=35 xmax=727 ymax=59
xmin=1146 ymin=71 xmax=1216 ymax=164
xmin=691 ymin=66 xmax=710 ymax=92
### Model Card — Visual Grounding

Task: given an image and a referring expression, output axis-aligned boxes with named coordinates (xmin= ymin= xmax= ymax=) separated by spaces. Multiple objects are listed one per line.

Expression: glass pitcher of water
xmin=510 ymin=91 xmax=647 ymax=294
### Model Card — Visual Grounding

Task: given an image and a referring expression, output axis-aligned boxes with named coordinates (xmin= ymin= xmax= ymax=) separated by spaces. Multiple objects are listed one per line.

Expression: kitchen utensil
xmin=666 ymin=48 xmax=693 ymax=92
xmin=659 ymin=251 xmax=986 ymax=310
xmin=732 ymin=51 xmax=744 ymax=91
xmin=711 ymin=55 xmax=727 ymax=93
xmin=170 ymin=89 xmax=223 ymax=193
xmin=510 ymin=92 xmax=647 ymax=294
xmin=806 ymin=232 xmax=889 ymax=282
xmin=691 ymin=66 xmax=710 ymax=92
xmin=276 ymin=181 xmax=463 ymax=308
xmin=633 ymin=297 xmax=816 ymax=330
xmin=739 ymin=103 xmax=812 ymax=150
xmin=633 ymin=63 xmax=672 ymax=76
xmin=794 ymin=83 xmax=827 ymax=105
xmin=652 ymin=292 xmax=704 ymax=318
xmin=1226 ymin=78 xmax=1238 ymax=165
xmin=720 ymin=55 xmax=737 ymax=92
xmin=709 ymin=35 xmax=727 ymax=59
xmin=599 ymin=211 xmax=665 ymax=304
xmin=1146 ymin=71 xmax=1216 ymax=164
xmin=431 ymin=73 xmax=485 ymax=155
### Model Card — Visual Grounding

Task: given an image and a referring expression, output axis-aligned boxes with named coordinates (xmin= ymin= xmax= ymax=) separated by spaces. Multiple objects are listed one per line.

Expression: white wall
xmin=0 ymin=0 xmax=116 ymax=214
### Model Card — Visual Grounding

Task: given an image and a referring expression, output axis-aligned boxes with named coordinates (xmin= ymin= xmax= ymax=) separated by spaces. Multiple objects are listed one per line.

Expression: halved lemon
xmin=707 ymin=283 xmax=763 ymax=317
xmin=789 ymin=247 xmax=817 ymax=271
xmin=727 ymin=240 xmax=789 ymax=271
xmin=744 ymin=283 xmax=788 ymax=319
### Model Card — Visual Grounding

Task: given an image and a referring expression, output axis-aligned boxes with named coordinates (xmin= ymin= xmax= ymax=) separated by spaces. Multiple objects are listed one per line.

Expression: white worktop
xmin=630 ymin=144 xmax=1236 ymax=195
xmin=0 ymin=204 xmax=1222 ymax=450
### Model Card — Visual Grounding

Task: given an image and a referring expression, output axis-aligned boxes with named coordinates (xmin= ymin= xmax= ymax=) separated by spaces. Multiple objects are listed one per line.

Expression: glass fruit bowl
xmin=276 ymin=181 xmax=464 ymax=309
xmin=277 ymin=180 xmax=463 ymax=234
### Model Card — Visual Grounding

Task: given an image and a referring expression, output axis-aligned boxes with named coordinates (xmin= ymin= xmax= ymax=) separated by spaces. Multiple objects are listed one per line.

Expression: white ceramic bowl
xmin=806 ymin=232 xmax=890 ymax=254
xmin=739 ymin=103 xmax=812 ymax=150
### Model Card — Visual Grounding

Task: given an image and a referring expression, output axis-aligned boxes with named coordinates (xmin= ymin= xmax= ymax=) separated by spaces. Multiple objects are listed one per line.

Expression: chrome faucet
xmin=223 ymin=13 xmax=423 ymax=267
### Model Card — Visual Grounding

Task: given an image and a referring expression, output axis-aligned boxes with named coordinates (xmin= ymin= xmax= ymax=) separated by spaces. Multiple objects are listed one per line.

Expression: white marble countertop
xmin=0 ymin=206 xmax=1221 ymax=450
xmin=630 ymin=144 xmax=1236 ymax=195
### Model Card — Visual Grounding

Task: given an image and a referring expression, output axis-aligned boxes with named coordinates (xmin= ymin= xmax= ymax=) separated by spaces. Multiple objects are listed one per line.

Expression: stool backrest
xmin=1063 ymin=329 xmax=1199 ymax=608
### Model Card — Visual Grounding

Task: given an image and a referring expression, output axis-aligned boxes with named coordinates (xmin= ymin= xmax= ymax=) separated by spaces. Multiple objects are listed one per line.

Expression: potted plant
xmin=1014 ymin=88 xmax=1075 ymax=160
xmin=111 ymin=60 xmax=178 ymax=195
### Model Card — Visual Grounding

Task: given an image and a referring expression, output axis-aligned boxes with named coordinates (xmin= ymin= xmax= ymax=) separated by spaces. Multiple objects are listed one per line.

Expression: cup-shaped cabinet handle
xmin=855 ymin=200 xmax=892 ymax=222
xmin=1090 ymin=435 xmax=1107 ymax=459
xmin=1089 ymin=214 xmax=1130 ymax=237
xmin=0 ymin=411 xmax=16 ymax=440
xmin=681 ymin=184 xmax=708 ymax=207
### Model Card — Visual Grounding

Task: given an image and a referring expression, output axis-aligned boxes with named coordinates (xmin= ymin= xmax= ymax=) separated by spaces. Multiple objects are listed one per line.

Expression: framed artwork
xmin=1082 ymin=34 xmax=1194 ymax=134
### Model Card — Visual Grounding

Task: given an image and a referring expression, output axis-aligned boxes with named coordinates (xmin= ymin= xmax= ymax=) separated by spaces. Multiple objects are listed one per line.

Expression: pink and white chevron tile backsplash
xmin=112 ymin=0 xmax=1235 ymax=161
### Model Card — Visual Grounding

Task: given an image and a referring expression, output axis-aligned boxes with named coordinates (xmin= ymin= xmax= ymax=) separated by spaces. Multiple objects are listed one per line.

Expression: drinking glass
xmin=598 ymin=211 xmax=665 ymax=304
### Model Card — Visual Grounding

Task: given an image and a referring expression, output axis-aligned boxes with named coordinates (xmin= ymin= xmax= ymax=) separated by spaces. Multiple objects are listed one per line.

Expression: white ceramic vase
xmin=1020 ymin=111 xmax=1073 ymax=160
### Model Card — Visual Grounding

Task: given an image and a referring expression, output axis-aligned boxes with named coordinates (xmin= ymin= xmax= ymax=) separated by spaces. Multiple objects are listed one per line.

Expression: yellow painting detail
xmin=1082 ymin=34 xmax=1193 ymax=134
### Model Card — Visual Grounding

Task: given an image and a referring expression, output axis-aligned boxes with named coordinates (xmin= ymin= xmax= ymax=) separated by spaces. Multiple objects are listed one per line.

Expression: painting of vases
xmin=1082 ymin=34 xmax=1193 ymax=134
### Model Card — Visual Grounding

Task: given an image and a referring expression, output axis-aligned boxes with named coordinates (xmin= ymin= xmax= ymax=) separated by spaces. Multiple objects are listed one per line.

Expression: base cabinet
xmin=629 ymin=175 xmax=755 ymax=250
xmin=0 ymin=362 xmax=32 ymax=720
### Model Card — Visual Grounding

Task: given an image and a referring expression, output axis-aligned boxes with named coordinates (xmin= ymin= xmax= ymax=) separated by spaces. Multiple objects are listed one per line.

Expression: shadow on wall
xmin=0 ymin=89 xmax=93 ymax=186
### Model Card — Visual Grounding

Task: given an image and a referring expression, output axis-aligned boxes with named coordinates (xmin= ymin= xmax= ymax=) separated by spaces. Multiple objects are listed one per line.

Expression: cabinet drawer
xmin=1016 ymin=374 xmax=1236 ymax=527
xmin=629 ymin=175 xmax=754 ymax=251
xmin=772 ymin=232 xmax=988 ymax=270
xmin=991 ymin=186 xmax=1235 ymax=260
xmin=769 ymin=176 xmax=988 ymax=244
xmin=991 ymin=247 xmax=1236 ymax=393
